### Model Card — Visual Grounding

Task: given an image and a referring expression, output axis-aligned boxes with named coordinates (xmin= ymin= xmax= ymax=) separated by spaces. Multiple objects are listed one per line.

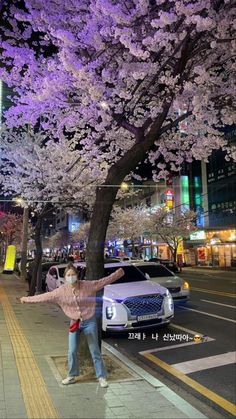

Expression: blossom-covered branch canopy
xmin=150 ymin=207 xmax=197 ymax=240
xmin=106 ymin=205 xmax=152 ymax=241
xmin=0 ymin=0 xmax=235 ymax=177
xmin=0 ymin=127 xmax=107 ymax=209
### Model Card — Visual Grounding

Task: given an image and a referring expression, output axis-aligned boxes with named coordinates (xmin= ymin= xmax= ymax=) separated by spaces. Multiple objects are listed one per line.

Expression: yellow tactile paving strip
xmin=0 ymin=286 xmax=59 ymax=419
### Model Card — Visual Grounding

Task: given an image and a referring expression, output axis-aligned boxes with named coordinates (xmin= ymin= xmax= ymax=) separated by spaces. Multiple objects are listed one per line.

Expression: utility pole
xmin=20 ymin=206 xmax=29 ymax=280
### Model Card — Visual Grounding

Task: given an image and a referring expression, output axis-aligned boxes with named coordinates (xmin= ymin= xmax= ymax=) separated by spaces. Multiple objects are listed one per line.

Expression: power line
xmin=0 ymin=177 xmax=235 ymax=211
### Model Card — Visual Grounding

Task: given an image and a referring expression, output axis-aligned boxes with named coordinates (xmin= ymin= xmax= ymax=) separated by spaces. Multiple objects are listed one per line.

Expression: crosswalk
xmin=138 ymin=297 xmax=236 ymax=417
xmin=172 ymin=351 xmax=236 ymax=374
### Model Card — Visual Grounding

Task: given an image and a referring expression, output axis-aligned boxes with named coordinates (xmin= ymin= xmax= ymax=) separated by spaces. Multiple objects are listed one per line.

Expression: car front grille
xmin=167 ymin=287 xmax=181 ymax=294
xmin=123 ymin=294 xmax=164 ymax=316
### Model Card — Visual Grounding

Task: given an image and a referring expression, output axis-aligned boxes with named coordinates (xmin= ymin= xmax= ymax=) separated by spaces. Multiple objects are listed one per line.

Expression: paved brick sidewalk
xmin=0 ymin=273 xmax=207 ymax=419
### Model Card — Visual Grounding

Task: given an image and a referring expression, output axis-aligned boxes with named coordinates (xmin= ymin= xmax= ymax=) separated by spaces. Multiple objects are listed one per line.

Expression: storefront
xmin=142 ymin=238 xmax=171 ymax=260
xmin=186 ymin=228 xmax=236 ymax=267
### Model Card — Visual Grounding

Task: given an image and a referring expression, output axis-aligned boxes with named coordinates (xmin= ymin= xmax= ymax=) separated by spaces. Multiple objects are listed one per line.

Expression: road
xmin=105 ymin=268 xmax=236 ymax=418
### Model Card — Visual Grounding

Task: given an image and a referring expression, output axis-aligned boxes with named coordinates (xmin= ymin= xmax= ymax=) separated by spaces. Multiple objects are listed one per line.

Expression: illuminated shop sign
xmin=190 ymin=231 xmax=206 ymax=240
xmin=194 ymin=176 xmax=204 ymax=227
xmin=165 ymin=189 xmax=174 ymax=208
xmin=181 ymin=176 xmax=190 ymax=211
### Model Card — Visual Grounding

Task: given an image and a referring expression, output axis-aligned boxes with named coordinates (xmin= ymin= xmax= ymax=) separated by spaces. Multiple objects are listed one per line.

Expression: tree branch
xmin=160 ymin=111 xmax=192 ymax=135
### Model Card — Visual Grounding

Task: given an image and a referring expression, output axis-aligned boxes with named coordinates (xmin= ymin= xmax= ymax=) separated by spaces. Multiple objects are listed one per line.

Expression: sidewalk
xmin=0 ymin=273 xmax=207 ymax=419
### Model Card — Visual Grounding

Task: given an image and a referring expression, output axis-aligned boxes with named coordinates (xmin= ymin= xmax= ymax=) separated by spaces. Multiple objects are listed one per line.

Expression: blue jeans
xmin=68 ymin=316 xmax=107 ymax=379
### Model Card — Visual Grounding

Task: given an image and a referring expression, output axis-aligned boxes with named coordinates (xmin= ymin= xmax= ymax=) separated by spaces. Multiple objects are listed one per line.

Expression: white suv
xmin=46 ymin=262 xmax=174 ymax=332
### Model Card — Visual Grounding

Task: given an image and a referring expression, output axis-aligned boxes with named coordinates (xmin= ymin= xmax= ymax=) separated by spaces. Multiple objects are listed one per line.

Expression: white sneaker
xmin=62 ymin=376 xmax=76 ymax=385
xmin=98 ymin=377 xmax=108 ymax=388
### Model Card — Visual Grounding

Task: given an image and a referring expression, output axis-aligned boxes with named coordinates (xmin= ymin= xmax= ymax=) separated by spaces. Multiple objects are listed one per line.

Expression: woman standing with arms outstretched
xmin=21 ymin=263 xmax=125 ymax=387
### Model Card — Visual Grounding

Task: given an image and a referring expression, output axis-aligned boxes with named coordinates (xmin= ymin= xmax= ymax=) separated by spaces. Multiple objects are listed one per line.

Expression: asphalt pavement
xmin=105 ymin=268 xmax=236 ymax=418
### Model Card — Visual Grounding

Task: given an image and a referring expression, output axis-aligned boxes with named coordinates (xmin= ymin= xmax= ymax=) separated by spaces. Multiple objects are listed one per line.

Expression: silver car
xmin=131 ymin=262 xmax=190 ymax=303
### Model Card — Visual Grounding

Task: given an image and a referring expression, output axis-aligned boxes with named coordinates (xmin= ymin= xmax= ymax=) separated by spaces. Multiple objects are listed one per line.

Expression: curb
xmin=103 ymin=342 xmax=207 ymax=419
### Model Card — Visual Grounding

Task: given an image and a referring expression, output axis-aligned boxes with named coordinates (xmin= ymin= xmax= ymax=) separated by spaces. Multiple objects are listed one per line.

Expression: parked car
xmin=45 ymin=262 xmax=174 ymax=332
xmin=26 ymin=260 xmax=61 ymax=291
xmin=41 ymin=262 xmax=61 ymax=291
xmin=131 ymin=262 xmax=189 ymax=303
xmin=106 ymin=256 xmax=143 ymax=262
xmin=16 ymin=257 xmax=34 ymax=274
xmin=148 ymin=258 xmax=179 ymax=273
xmin=15 ymin=256 xmax=21 ymax=273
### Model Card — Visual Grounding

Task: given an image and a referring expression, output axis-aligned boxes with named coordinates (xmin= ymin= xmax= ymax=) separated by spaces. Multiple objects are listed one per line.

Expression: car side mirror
xmin=52 ymin=274 xmax=57 ymax=279
xmin=145 ymin=273 xmax=150 ymax=280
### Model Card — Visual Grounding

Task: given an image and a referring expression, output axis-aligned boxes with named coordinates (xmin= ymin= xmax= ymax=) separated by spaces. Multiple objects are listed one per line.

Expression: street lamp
xmin=121 ymin=182 xmax=129 ymax=190
xmin=14 ymin=197 xmax=25 ymax=206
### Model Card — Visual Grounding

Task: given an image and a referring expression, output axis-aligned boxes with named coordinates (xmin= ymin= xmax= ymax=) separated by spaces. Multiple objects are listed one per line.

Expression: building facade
xmin=184 ymin=127 xmax=236 ymax=267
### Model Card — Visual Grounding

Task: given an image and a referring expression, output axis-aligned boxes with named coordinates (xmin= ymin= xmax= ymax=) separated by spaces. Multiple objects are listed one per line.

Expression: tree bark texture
xmin=29 ymin=215 xmax=43 ymax=296
xmin=20 ymin=206 xmax=29 ymax=281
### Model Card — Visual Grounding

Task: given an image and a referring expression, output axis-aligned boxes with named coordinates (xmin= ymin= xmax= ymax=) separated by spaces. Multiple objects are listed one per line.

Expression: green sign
xmin=190 ymin=231 xmax=206 ymax=240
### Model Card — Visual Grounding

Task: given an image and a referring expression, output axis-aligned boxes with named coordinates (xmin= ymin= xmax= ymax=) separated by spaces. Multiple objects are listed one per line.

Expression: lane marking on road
xmin=181 ymin=307 xmax=236 ymax=323
xmin=172 ymin=351 xmax=236 ymax=374
xmin=191 ymin=287 xmax=236 ymax=298
xmin=189 ymin=279 xmax=208 ymax=282
xmin=200 ymin=299 xmax=236 ymax=309
xmin=141 ymin=352 xmax=236 ymax=416
xmin=103 ymin=342 xmax=207 ymax=419
xmin=139 ymin=337 xmax=215 ymax=354
xmin=171 ymin=323 xmax=210 ymax=336
xmin=0 ymin=286 xmax=58 ymax=419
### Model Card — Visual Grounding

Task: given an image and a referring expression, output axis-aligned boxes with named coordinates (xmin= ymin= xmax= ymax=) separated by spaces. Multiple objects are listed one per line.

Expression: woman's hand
xmin=20 ymin=297 xmax=28 ymax=304
xmin=116 ymin=268 xmax=125 ymax=277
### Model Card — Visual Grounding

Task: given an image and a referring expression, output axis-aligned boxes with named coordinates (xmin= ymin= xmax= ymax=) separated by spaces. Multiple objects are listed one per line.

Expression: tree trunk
xmin=86 ymin=186 xmax=119 ymax=280
xmin=131 ymin=241 xmax=135 ymax=257
xmin=86 ymin=186 xmax=119 ymax=348
xmin=20 ymin=206 xmax=29 ymax=281
xmin=85 ymin=107 xmax=172 ymax=348
xmin=29 ymin=215 xmax=43 ymax=296
xmin=173 ymin=247 xmax=178 ymax=264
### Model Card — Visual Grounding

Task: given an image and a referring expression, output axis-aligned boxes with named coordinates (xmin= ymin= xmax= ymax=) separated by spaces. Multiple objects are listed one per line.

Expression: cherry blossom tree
xmin=48 ymin=230 xmax=72 ymax=254
xmin=0 ymin=0 xmax=235 ymax=280
xmin=0 ymin=212 xmax=22 ymax=246
xmin=0 ymin=127 xmax=105 ymax=293
xmin=0 ymin=212 xmax=23 ymax=261
xmin=107 ymin=205 xmax=151 ymax=256
xmin=72 ymin=222 xmax=90 ymax=245
xmin=149 ymin=208 xmax=197 ymax=263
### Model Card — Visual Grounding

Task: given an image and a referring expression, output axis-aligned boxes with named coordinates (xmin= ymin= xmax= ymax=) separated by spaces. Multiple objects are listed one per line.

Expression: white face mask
xmin=65 ymin=275 xmax=77 ymax=285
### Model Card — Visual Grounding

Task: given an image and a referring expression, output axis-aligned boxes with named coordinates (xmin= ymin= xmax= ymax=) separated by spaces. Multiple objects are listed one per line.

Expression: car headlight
xmin=168 ymin=297 xmax=174 ymax=311
xmin=182 ymin=281 xmax=189 ymax=289
xmin=165 ymin=290 xmax=174 ymax=311
xmin=106 ymin=305 xmax=116 ymax=320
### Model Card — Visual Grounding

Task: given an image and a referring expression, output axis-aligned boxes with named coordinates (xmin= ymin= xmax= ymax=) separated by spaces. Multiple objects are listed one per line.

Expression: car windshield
xmin=104 ymin=266 xmax=146 ymax=284
xmin=58 ymin=265 xmax=146 ymax=283
xmin=137 ymin=264 xmax=173 ymax=277
xmin=58 ymin=267 xmax=66 ymax=278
